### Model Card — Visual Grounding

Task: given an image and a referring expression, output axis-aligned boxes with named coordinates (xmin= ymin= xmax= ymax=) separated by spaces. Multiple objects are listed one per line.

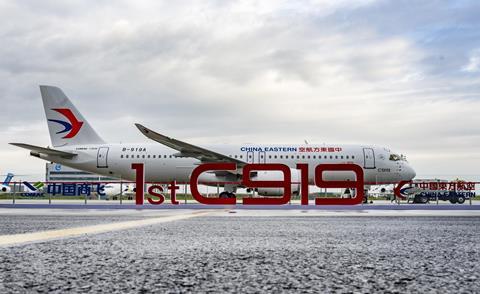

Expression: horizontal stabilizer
xmin=9 ymin=143 xmax=77 ymax=158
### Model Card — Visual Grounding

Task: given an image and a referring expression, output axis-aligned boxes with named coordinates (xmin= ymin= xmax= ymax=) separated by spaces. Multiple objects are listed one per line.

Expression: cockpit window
xmin=389 ymin=154 xmax=407 ymax=161
xmin=389 ymin=154 xmax=401 ymax=161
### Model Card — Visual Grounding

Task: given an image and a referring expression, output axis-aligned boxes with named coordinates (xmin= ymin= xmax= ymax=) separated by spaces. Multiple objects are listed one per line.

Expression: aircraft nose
xmin=404 ymin=165 xmax=416 ymax=180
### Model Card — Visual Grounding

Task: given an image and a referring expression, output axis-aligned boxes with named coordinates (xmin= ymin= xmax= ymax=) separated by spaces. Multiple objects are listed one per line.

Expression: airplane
xmin=0 ymin=173 xmax=14 ymax=193
xmin=102 ymin=183 xmax=136 ymax=200
xmin=10 ymin=86 xmax=416 ymax=199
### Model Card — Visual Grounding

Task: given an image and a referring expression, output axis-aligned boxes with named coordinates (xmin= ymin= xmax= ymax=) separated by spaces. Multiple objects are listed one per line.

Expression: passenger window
xmin=153 ymin=155 xmax=156 ymax=158
xmin=302 ymin=155 xmax=305 ymax=159
xmin=269 ymin=155 xmax=272 ymax=159
xmin=234 ymin=155 xmax=238 ymax=158
xmin=330 ymin=156 xmax=333 ymax=159
xmin=280 ymin=155 xmax=283 ymax=159
xmin=240 ymin=155 xmax=243 ymax=159
xmin=137 ymin=155 xmax=140 ymax=158
xmin=346 ymin=156 xmax=349 ymax=159
xmin=335 ymin=155 xmax=338 ymax=159
xmin=341 ymin=156 xmax=343 ymax=159
xmin=307 ymin=155 xmax=310 ymax=159
xmin=125 ymin=155 xmax=129 ymax=158
xmin=121 ymin=155 xmax=124 ymax=158
xmin=297 ymin=155 xmax=300 ymax=159
xmin=352 ymin=156 xmax=355 ymax=159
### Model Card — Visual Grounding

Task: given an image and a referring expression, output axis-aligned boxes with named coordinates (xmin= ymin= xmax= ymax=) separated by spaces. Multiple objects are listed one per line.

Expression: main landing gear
xmin=219 ymin=183 xmax=237 ymax=199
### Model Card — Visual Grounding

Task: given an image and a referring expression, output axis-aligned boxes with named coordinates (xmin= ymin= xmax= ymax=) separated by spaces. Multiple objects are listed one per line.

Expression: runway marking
xmin=0 ymin=211 xmax=210 ymax=247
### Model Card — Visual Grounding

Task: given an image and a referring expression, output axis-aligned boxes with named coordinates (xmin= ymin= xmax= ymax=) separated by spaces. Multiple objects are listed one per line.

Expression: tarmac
xmin=2 ymin=199 xmax=480 ymax=210
xmin=0 ymin=204 xmax=479 ymax=293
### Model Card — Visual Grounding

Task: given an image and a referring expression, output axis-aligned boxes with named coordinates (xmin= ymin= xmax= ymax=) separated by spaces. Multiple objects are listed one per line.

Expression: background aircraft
xmin=0 ymin=173 xmax=14 ymax=193
xmin=102 ymin=183 xmax=136 ymax=200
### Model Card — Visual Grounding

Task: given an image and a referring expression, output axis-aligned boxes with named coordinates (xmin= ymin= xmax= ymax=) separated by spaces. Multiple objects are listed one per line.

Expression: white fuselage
xmin=36 ymin=143 xmax=416 ymax=186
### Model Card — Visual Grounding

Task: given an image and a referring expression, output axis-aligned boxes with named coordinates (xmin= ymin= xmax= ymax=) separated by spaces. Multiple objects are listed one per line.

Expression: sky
xmin=1 ymin=0 xmax=480 ymax=180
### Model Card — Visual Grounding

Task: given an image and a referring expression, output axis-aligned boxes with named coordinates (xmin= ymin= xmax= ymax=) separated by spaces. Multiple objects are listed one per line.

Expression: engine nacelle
xmin=0 ymin=185 xmax=11 ymax=193
xmin=253 ymin=168 xmax=300 ymax=196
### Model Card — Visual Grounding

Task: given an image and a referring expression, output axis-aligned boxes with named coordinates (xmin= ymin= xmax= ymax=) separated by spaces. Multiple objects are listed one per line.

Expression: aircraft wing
xmin=9 ymin=143 xmax=77 ymax=159
xmin=135 ymin=123 xmax=247 ymax=168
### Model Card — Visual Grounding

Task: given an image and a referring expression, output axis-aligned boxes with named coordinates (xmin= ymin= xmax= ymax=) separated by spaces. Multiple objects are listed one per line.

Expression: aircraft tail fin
xmin=40 ymin=85 xmax=105 ymax=147
xmin=2 ymin=173 xmax=14 ymax=186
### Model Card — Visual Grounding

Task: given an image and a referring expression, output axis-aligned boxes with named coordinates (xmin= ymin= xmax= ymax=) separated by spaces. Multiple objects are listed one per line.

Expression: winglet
xmin=135 ymin=123 xmax=179 ymax=150
xmin=135 ymin=123 xmax=150 ymax=135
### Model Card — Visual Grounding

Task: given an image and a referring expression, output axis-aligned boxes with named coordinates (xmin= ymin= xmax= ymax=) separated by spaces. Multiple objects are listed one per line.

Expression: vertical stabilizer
xmin=40 ymin=85 xmax=105 ymax=147
xmin=2 ymin=173 xmax=14 ymax=186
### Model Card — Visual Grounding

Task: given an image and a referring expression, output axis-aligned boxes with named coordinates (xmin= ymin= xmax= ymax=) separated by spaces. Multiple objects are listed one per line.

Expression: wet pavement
xmin=1 ymin=212 xmax=480 ymax=293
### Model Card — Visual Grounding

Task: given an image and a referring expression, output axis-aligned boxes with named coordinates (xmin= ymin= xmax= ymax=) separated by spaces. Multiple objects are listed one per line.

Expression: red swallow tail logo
xmin=48 ymin=108 xmax=83 ymax=139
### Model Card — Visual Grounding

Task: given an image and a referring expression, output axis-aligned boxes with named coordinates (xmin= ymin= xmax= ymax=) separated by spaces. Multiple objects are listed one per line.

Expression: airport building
xmin=45 ymin=163 xmax=117 ymax=182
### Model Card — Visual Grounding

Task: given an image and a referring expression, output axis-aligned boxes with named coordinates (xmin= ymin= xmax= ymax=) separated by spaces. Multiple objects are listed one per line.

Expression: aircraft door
xmin=246 ymin=151 xmax=254 ymax=164
xmin=97 ymin=147 xmax=109 ymax=168
xmin=258 ymin=151 xmax=266 ymax=163
xmin=363 ymin=148 xmax=375 ymax=169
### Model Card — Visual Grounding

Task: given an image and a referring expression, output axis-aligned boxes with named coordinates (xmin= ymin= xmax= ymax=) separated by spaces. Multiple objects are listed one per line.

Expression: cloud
xmin=0 ymin=0 xmax=479 ymax=179
xmin=462 ymin=49 xmax=480 ymax=72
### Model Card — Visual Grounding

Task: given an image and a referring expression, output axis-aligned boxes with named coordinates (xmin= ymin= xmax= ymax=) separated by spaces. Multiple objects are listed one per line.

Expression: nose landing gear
xmin=219 ymin=191 xmax=236 ymax=198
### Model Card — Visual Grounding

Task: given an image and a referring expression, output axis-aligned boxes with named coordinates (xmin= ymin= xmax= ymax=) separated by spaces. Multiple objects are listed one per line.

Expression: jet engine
xmin=0 ymin=186 xmax=11 ymax=193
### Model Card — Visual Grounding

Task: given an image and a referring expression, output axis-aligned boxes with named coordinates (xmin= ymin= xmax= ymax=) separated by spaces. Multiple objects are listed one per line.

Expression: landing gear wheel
xmin=228 ymin=192 xmax=236 ymax=199
xmin=363 ymin=189 xmax=369 ymax=204
xmin=449 ymin=198 xmax=457 ymax=204
xmin=219 ymin=191 xmax=230 ymax=198
xmin=457 ymin=196 xmax=465 ymax=204
xmin=420 ymin=196 xmax=429 ymax=204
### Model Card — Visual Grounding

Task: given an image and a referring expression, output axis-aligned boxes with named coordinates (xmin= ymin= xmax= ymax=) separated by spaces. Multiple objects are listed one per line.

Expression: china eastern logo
xmin=48 ymin=108 xmax=83 ymax=138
